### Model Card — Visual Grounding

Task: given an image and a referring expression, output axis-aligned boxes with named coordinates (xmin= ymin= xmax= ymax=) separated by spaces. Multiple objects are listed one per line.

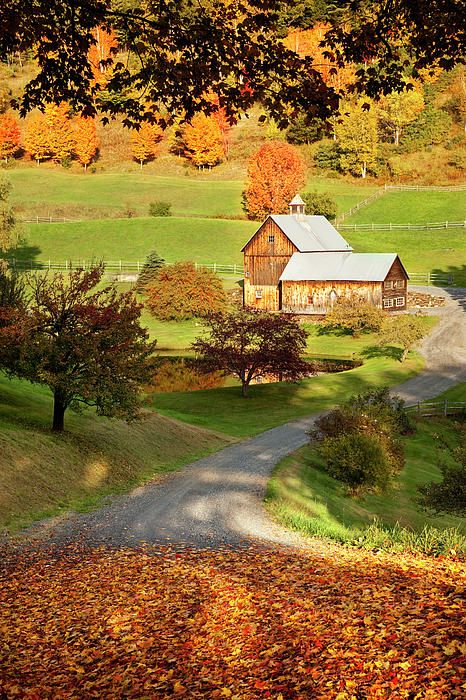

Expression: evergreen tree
xmin=136 ymin=250 xmax=165 ymax=292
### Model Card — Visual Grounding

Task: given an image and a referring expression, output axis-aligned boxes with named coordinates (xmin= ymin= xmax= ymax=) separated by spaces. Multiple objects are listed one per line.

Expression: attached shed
xmin=242 ymin=195 xmax=409 ymax=314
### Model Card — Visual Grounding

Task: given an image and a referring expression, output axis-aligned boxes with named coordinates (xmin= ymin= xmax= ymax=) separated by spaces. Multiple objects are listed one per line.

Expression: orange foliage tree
xmin=44 ymin=103 xmax=75 ymax=163
xmin=183 ymin=113 xmax=224 ymax=168
xmin=74 ymin=117 xmax=99 ymax=169
xmin=0 ymin=114 xmax=21 ymax=161
xmin=243 ymin=142 xmax=306 ymax=220
xmin=88 ymin=26 xmax=118 ymax=84
xmin=131 ymin=123 xmax=163 ymax=169
xmin=23 ymin=113 xmax=50 ymax=165
xmin=145 ymin=262 xmax=227 ymax=321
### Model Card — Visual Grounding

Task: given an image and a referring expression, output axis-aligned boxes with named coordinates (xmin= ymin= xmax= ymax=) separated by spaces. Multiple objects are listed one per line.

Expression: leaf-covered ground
xmin=0 ymin=545 xmax=464 ymax=699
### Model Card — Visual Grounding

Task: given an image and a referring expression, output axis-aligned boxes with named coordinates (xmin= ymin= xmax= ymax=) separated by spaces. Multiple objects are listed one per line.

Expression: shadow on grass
xmin=361 ymin=344 xmax=402 ymax=361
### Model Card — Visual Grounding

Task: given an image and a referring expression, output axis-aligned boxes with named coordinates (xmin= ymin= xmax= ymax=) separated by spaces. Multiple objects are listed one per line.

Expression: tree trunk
xmin=361 ymin=161 xmax=367 ymax=178
xmin=241 ymin=380 xmax=249 ymax=398
xmin=401 ymin=347 xmax=409 ymax=363
xmin=52 ymin=391 xmax=67 ymax=432
xmin=140 ymin=160 xmax=143 ymax=170
xmin=395 ymin=128 xmax=400 ymax=146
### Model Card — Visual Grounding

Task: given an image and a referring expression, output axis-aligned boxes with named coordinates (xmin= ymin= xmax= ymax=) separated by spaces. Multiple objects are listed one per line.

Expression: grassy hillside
xmin=0 ymin=375 xmax=230 ymax=532
xmin=266 ymin=412 xmax=465 ymax=553
xmin=8 ymin=168 xmax=376 ymax=219
xmin=346 ymin=190 xmax=465 ymax=224
xmin=19 ymin=217 xmax=254 ymax=266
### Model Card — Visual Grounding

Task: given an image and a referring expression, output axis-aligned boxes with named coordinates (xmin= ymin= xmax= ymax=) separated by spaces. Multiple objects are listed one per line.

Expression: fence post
xmin=417 ymin=401 xmax=420 ymax=415
xmin=444 ymin=399 xmax=448 ymax=417
xmin=48 ymin=260 xmax=51 ymax=270
xmin=214 ymin=263 xmax=217 ymax=273
xmin=119 ymin=260 xmax=122 ymax=271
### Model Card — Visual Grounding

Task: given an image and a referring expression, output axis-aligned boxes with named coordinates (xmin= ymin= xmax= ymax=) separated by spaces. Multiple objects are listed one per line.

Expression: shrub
xmin=301 ymin=190 xmax=337 ymax=220
xmin=149 ymin=201 xmax=172 ymax=217
xmin=145 ymin=262 xmax=227 ymax=321
xmin=418 ymin=433 xmax=466 ymax=516
xmin=319 ymin=432 xmax=393 ymax=494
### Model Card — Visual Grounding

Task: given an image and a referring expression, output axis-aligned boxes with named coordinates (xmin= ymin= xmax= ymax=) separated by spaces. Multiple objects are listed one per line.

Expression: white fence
xmin=384 ymin=184 xmax=466 ymax=192
xmin=7 ymin=259 xmax=243 ymax=276
xmin=337 ymin=220 xmax=465 ymax=232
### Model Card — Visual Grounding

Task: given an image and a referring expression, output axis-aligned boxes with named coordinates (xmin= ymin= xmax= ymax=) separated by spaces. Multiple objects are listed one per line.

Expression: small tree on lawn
xmin=131 ymin=122 xmax=163 ymax=169
xmin=145 ymin=262 xmax=227 ymax=321
xmin=378 ymin=314 xmax=425 ymax=362
xmin=0 ymin=176 xmax=21 ymax=255
xmin=135 ymin=249 xmax=165 ymax=292
xmin=302 ymin=190 xmax=337 ymax=220
xmin=24 ymin=112 xmax=51 ymax=165
xmin=323 ymin=294 xmax=385 ymax=337
xmin=192 ymin=310 xmax=312 ymax=398
xmin=1 ymin=265 xmax=156 ymax=431
xmin=74 ymin=116 xmax=99 ymax=170
xmin=183 ymin=113 xmax=224 ymax=169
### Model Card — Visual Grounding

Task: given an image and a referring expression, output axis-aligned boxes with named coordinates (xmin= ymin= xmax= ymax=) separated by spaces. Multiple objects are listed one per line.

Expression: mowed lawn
xmin=346 ymin=190 xmax=465 ymax=224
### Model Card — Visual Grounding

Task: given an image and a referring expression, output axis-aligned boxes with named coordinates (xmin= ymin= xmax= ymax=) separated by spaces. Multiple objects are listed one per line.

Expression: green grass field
xmin=346 ymin=191 xmax=465 ymax=224
xmin=0 ymin=374 xmax=231 ymax=532
xmin=265 ymin=412 xmax=465 ymax=554
xmin=8 ymin=168 xmax=377 ymax=220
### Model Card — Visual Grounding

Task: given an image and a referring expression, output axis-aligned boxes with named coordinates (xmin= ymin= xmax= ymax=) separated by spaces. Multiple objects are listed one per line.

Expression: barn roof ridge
xmin=280 ymin=251 xmax=406 ymax=282
xmin=240 ymin=214 xmax=353 ymax=253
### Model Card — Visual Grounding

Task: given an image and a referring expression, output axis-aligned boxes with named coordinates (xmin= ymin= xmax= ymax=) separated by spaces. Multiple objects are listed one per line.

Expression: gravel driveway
xmin=20 ymin=288 xmax=466 ymax=550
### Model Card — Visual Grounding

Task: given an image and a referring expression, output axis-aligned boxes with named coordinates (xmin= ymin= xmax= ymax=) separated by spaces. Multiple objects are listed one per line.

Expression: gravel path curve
xmin=21 ymin=288 xmax=466 ymax=550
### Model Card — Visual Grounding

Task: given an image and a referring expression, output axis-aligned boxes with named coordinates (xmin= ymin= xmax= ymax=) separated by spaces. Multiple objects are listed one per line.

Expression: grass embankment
xmin=0 ymin=375 xmax=231 ymax=532
xmin=347 ymin=190 xmax=465 ymax=224
xmin=265 ymin=402 xmax=465 ymax=555
xmin=9 ymin=169 xmax=375 ymax=219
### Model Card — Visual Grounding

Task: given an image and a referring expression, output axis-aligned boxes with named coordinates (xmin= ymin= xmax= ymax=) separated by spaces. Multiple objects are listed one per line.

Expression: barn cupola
xmin=289 ymin=193 xmax=305 ymax=219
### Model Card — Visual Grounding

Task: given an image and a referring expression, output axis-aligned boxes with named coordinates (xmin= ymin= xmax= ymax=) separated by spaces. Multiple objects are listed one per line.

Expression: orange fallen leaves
xmin=0 ymin=545 xmax=464 ymax=699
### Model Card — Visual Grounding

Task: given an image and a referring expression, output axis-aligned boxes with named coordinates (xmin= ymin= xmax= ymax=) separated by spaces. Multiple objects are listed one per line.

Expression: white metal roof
xmin=279 ymin=252 xmax=402 ymax=282
xmin=270 ymin=215 xmax=353 ymax=252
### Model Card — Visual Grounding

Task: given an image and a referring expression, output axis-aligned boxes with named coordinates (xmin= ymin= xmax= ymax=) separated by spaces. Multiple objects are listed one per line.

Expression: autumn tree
xmin=23 ymin=113 xmax=50 ymax=165
xmin=183 ymin=113 xmax=224 ymax=168
xmin=131 ymin=122 xmax=163 ymax=169
xmin=243 ymin=142 xmax=306 ymax=220
xmin=192 ymin=310 xmax=312 ymax=398
xmin=336 ymin=100 xmax=379 ymax=178
xmin=74 ymin=117 xmax=99 ymax=169
xmin=2 ymin=2 xmax=463 ymax=128
xmin=2 ymin=265 xmax=156 ymax=431
xmin=323 ymin=294 xmax=385 ymax=337
xmin=44 ymin=103 xmax=76 ymax=163
xmin=379 ymin=89 xmax=425 ymax=145
xmin=88 ymin=26 xmax=117 ymax=84
xmin=145 ymin=262 xmax=227 ymax=321
xmin=378 ymin=315 xmax=426 ymax=362
xmin=0 ymin=113 xmax=21 ymax=161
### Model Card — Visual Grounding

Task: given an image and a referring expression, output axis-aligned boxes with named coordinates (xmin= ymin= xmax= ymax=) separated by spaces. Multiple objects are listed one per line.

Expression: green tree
xmin=323 ymin=294 xmax=385 ymax=337
xmin=0 ymin=177 xmax=21 ymax=256
xmin=1 ymin=265 xmax=156 ymax=431
xmin=192 ymin=310 xmax=311 ymax=398
xmin=336 ymin=100 xmax=379 ymax=178
xmin=286 ymin=114 xmax=327 ymax=145
xmin=302 ymin=190 xmax=337 ymax=219
xmin=403 ymin=105 xmax=453 ymax=150
xmin=135 ymin=250 xmax=165 ymax=292
xmin=378 ymin=314 xmax=426 ymax=362
xmin=379 ymin=89 xmax=425 ymax=145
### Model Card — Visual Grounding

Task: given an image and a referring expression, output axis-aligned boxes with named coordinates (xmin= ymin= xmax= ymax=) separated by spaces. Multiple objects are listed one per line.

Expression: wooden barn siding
xmin=244 ymin=255 xmax=290 ymax=285
xmin=243 ymin=219 xmax=298 ymax=286
xmin=281 ymin=281 xmax=382 ymax=315
xmin=243 ymin=283 xmax=280 ymax=311
xmin=382 ymin=258 xmax=408 ymax=310
xmin=242 ymin=219 xmax=297 ymax=257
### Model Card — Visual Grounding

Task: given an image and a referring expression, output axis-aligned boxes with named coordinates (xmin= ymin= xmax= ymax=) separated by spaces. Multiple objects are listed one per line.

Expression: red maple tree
xmin=243 ymin=142 xmax=306 ymax=220
xmin=0 ymin=114 xmax=21 ymax=161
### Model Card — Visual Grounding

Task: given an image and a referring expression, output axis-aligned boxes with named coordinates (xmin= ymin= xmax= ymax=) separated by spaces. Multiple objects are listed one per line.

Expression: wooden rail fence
xmin=407 ymin=400 xmax=466 ymax=417
xmin=337 ymin=220 xmax=465 ymax=232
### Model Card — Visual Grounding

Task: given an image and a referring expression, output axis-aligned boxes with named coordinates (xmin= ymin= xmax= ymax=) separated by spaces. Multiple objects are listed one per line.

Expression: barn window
xmin=394 ymin=279 xmax=405 ymax=289
xmin=384 ymin=280 xmax=394 ymax=289
xmin=267 ymin=235 xmax=275 ymax=243
xmin=395 ymin=297 xmax=405 ymax=307
xmin=383 ymin=298 xmax=394 ymax=308
xmin=255 ymin=289 xmax=263 ymax=299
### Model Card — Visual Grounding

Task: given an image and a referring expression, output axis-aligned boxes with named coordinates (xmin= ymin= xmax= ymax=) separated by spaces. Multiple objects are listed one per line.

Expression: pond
xmin=145 ymin=356 xmax=362 ymax=394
